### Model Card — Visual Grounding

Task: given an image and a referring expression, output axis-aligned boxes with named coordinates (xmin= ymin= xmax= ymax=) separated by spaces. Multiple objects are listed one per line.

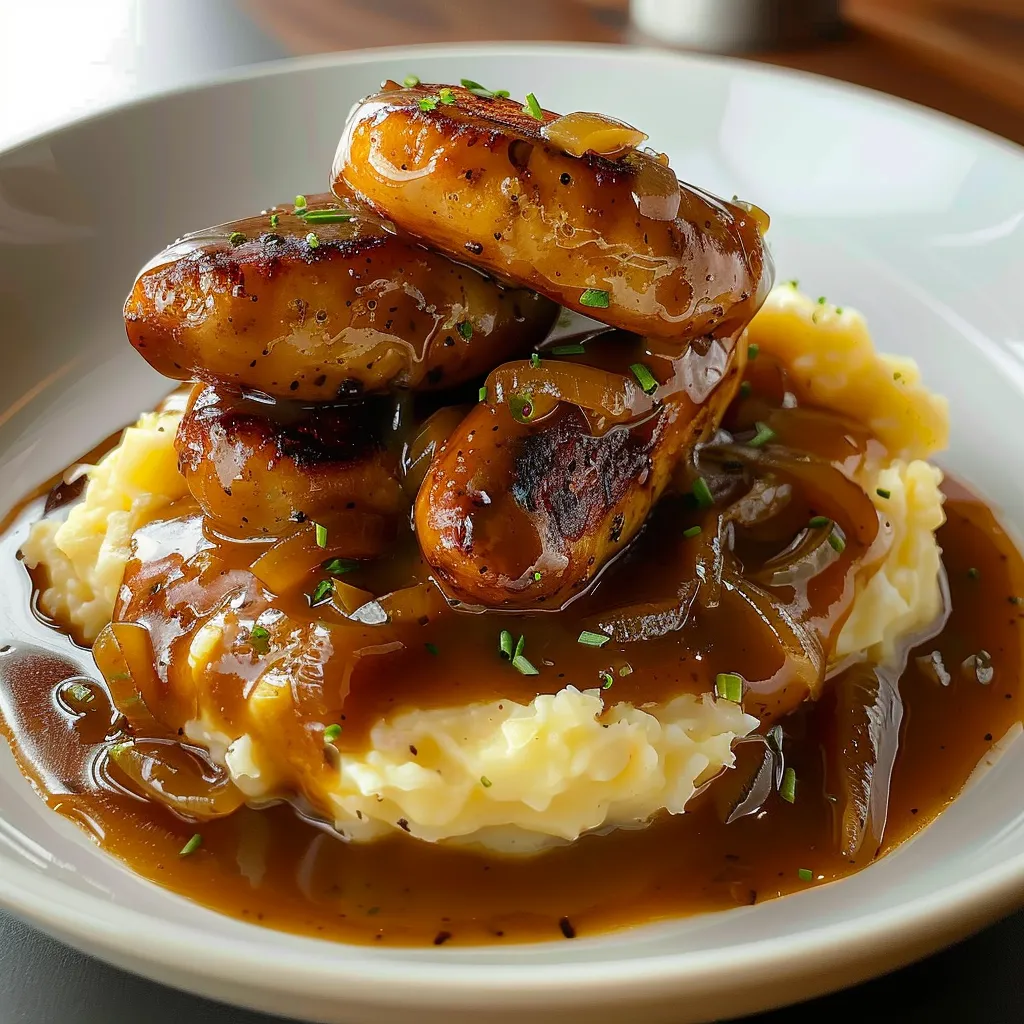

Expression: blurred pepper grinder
xmin=630 ymin=0 xmax=841 ymax=52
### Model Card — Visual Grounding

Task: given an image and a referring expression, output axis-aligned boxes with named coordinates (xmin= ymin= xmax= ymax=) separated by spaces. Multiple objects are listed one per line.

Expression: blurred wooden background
xmin=242 ymin=0 xmax=1024 ymax=145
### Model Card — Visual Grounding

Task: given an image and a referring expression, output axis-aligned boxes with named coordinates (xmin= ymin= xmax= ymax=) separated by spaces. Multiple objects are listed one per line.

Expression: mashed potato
xmin=22 ymin=287 xmax=951 ymax=851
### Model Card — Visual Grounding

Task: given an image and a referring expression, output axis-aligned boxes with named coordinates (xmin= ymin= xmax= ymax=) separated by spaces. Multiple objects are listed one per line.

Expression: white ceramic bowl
xmin=1 ymin=43 xmax=1023 ymax=1024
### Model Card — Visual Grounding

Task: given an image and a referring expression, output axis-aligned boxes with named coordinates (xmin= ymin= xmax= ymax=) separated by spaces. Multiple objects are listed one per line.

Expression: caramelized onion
xmin=106 ymin=739 xmax=245 ymax=820
xmin=596 ymin=580 xmax=700 ymax=644
xmin=713 ymin=736 xmax=776 ymax=824
xmin=93 ymin=622 xmax=166 ymax=734
xmin=541 ymin=111 xmax=648 ymax=158
xmin=375 ymin=582 xmax=450 ymax=625
xmin=485 ymin=360 xmax=653 ymax=425
xmin=251 ymin=518 xmax=389 ymax=594
xmin=401 ymin=405 xmax=469 ymax=498
xmin=822 ymin=663 xmax=903 ymax=863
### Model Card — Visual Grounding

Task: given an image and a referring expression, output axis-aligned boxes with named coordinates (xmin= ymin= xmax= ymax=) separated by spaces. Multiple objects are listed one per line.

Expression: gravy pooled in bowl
xmin=2 ymin=80 xmax=1023 ymax=947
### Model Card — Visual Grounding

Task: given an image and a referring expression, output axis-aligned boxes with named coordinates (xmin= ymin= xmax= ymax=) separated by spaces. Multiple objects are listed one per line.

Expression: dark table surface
xmin=3 ymin=2 xmax=1023 ymax=1021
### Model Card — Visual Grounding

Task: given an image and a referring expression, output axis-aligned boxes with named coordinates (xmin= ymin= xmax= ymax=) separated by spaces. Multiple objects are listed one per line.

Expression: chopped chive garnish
xmin=250 ymin=624 xmax=270 ymax=654
xmin=499 ymin=629 xmax=514 ymax=660
xmin=747 ymin=343 xmax=760 ymax=361
xmin=313 ymin=522 xmax=328 ymax=548
xmin=512 ymin=654 xmax=539 ymax=676
xmin=817 ymin=296 xmax=826 ymax=305
xmin=715 ymin=672 xmax=743 ymax=703
xmin=323 ymin=723 xmax=342 ymax=743
xmin=457 ymin=320 xmax=473 ymax=340
xmin=893 ymin=371 xmax=902 ymax=381
xmin=968 ymin=567 xmax=981 ymax=580
xmin=480 ymin=775 xmax=493 ymax=788
xmin=229 ymin=231 xmax=246 ymax=246
xmin=294 ymin=194 xmax=307 ymax=210
xmin=876 ymin=488 xmax=891 ymax=500
xmin=425 ymin=642 xmax=439 ymax=656
xmin=788 ymin=279 xmax=799 ymax=288
xmin=403 ymin=74 xmax=420 ymax=87
xmin=533 ymin=571 xmax=542 ymax=581
xmin=514 ymin=634 xmax=526 ymax=660
xmin=305 ymin=232 xmax=320 ymax=249
xmin=748 ymin=421 xmax=775 ymax=448
xmin=269 ymin=213 xmax=279 ymax=228
xmin=629 ymin=362 xmax=658 ymax=396
xmin=418 ymin=96 xmax=438 ymax=112
xmin=67 ymin=682 xmax=94 ymax=704
xmin=438 ymin=87 xmax=456 ymax=105
xmin=478 ymin=385 xmax=487 ymax=402
xmin=599 ymin=671 xmax=614 ymax=689
xmin=798 ymin=867 xmax=813 ymax=882
xmin=578 ymin=629 xmax=611 ymax=648
xmin=530 ymin=352 xmax=541 ymax=368
xmin=579 ymin=287 xmax=610 ymax=308
xmin=523 ymin=92 xmax=543 ymax=120
xmin=508 ymin=394 xmax=535 ymax=422
xmin=828 ymin=530 xmax=846 ymax=554
xmin=808 ymin=515 xmax=831 ymax=529
xmin=308 ymin=578 xmax=334 ymax=607
xmin=460 ymin=78 xmax=508 ymax=99
xmin=780 ymin=766 xmax=797 ymax=803
xmin=692 ymin=477 xmax=714 ymax=508
xmin=179 ymin=833 xmax=202 ymax=857
xmin=322 ymin=557 xmax=355 ymax=575
xmin=550 ymin=343 xmax=586 ymax=355
xmin=619 ymin=664 xmax=633 ymax=677
xmin=683 ymin=525 xmax=702 ymax=539
xmin=300 ymin=209 xmax=355 ymax=223
xmin=835 ymin=307 xmax=844 ymax=314
xmin=739 ymin=380 xmax=752 ymax=397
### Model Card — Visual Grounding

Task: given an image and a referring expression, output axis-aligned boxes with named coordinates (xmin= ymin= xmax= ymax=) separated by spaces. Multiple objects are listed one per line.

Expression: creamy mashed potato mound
xmin=23 ymin=287 xmax=951 ymax=851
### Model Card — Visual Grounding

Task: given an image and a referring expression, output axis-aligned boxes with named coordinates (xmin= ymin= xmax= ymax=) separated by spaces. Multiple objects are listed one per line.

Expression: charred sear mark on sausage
xmin=177 ymin=386 xmax=389 ymax=471
xmin=511 ymin=407 xmax=664 ymax=544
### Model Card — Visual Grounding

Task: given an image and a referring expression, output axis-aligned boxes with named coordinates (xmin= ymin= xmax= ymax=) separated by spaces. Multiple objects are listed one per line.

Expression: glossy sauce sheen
xmin=1 ymin=406 xmax=1023 ymax=946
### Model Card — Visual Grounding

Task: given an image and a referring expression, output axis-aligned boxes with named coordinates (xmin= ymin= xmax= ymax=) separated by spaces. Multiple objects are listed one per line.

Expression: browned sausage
xmin=335 ymin=82 xmax=772 ymax=341
xmin=415 ymin=329 xmax=747 ymax=608
xmin=125 ymin=189 xmax=558 ymax=401
xmin=175 ymin=382 xmax=405 ymax=542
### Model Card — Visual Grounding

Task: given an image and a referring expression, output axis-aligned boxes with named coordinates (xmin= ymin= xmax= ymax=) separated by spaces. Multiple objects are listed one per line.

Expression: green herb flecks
xmin=300 ymin=209 xmax=355 ymax=224
xmin=249 ymin=624 xmax=270 ymax=655
xmin=508 ymin=394 xmax=535 ymax=423
xmin=798 ymin=867 xmax=813 ymax=882
xmin=550 ymin=343 xmax=586 ymax=356
xmin=683 ymin=525 xmax=702 ymax=539
xmin=313 ymin=522 xmax=328 ymax=548
xmin=876 ymin=488 xmax=891 ymax=500
xmin=229 ymin=231 xmax=246 ymax=246
xmin=578 ymin=630 xmax=611 ymax=648
xmin=579 ymin=288 xmax=610 ymax=309
xmin=323 ymin=723 xmax=342 ymax=743
xmin=460 ymin=78 xmax=509 ymax=99
xmin=808 ymin=515 xmax=831 ymax=529
xmin=747 ymin=343 xmax=760 ymax=361
xmin=418 ymin=96 xmax=438 ymax=112
xmin=828 ymin=529 xmax=846 ymax=555
xmin=425 ymin=642 xmax=439 ymax=656
xmin=294 ymin=194 xmax=308 ymax=211
xmin=630 ymin=362 xmax=658 ymax=396
xmin=305 ymin=232 xmax=320 ymax=249
xmin=530 ymin=352 xmax=541 ymax=368
xmin=523 ymin=92 xmax=543 ymax=121
xmin=780 ymin=767 xmax=797 ymax=803
xmin=499 ymin=629 xmax=515 ymax=661
xmin=308 ymin=578 xmax=334 ymax=607
xmin=748 ymin=421 xmax=775 ymax=448
xmin=179 ymin=834 xmax=202 ymax=857
xmin=599 ymin=671 xmax=614 ymax=690
xmin=478 ymin=385 xmax=487 ymax=402
xmin=457 ymin=320 xmax=473 ymax=340
xmin=692 ymin=477 xmax=714 ymax=508
xmin=322 ymin=557 xmax=356 ymax=576
xmin=438 ymin=87 xmax=456 ymax=105
xmin=480 ymin=775 xmax=493 ymax=788
xmin=715 ymin=672 xmax=743 ymax=703
xmin=403 ymin=74 xmax=420 ymax=88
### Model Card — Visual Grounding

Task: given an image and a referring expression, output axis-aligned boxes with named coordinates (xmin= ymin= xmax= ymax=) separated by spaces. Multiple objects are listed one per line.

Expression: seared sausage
xmin=415 ymin=330 xmax=746 ymax=608
xmin=175 ymin=383 xmax=406 ymax=541
xmin=335 ymin=82 xmax=772 ymax=341
xmin=126 ymin=189 xmax=558 ymax=401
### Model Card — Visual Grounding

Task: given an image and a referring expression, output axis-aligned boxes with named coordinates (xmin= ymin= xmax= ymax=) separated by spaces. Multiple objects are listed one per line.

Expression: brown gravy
xmin=0 ymin=418 xmax=1022 ymax=947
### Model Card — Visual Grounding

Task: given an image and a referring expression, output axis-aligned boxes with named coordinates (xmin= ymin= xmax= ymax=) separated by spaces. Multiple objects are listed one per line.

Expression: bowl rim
xmin=2 ymin=38 xmax=1024 ymax=1012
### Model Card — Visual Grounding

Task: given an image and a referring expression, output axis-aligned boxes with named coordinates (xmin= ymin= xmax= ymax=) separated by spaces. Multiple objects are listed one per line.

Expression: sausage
xmin=175 ymin=382 xmax=406 ymax=541
xmin=415 ymin=330 xmax=747 ymax=608
xmin=334 ymin=82 xmax=773 ymax=341
xmin=125 ymin=189 xmax=558 ymax=401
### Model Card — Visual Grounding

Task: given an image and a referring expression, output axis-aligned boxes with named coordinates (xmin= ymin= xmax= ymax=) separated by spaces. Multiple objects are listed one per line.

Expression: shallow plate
xmin=1 ymin=42 xmax=1023 ymax=1024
